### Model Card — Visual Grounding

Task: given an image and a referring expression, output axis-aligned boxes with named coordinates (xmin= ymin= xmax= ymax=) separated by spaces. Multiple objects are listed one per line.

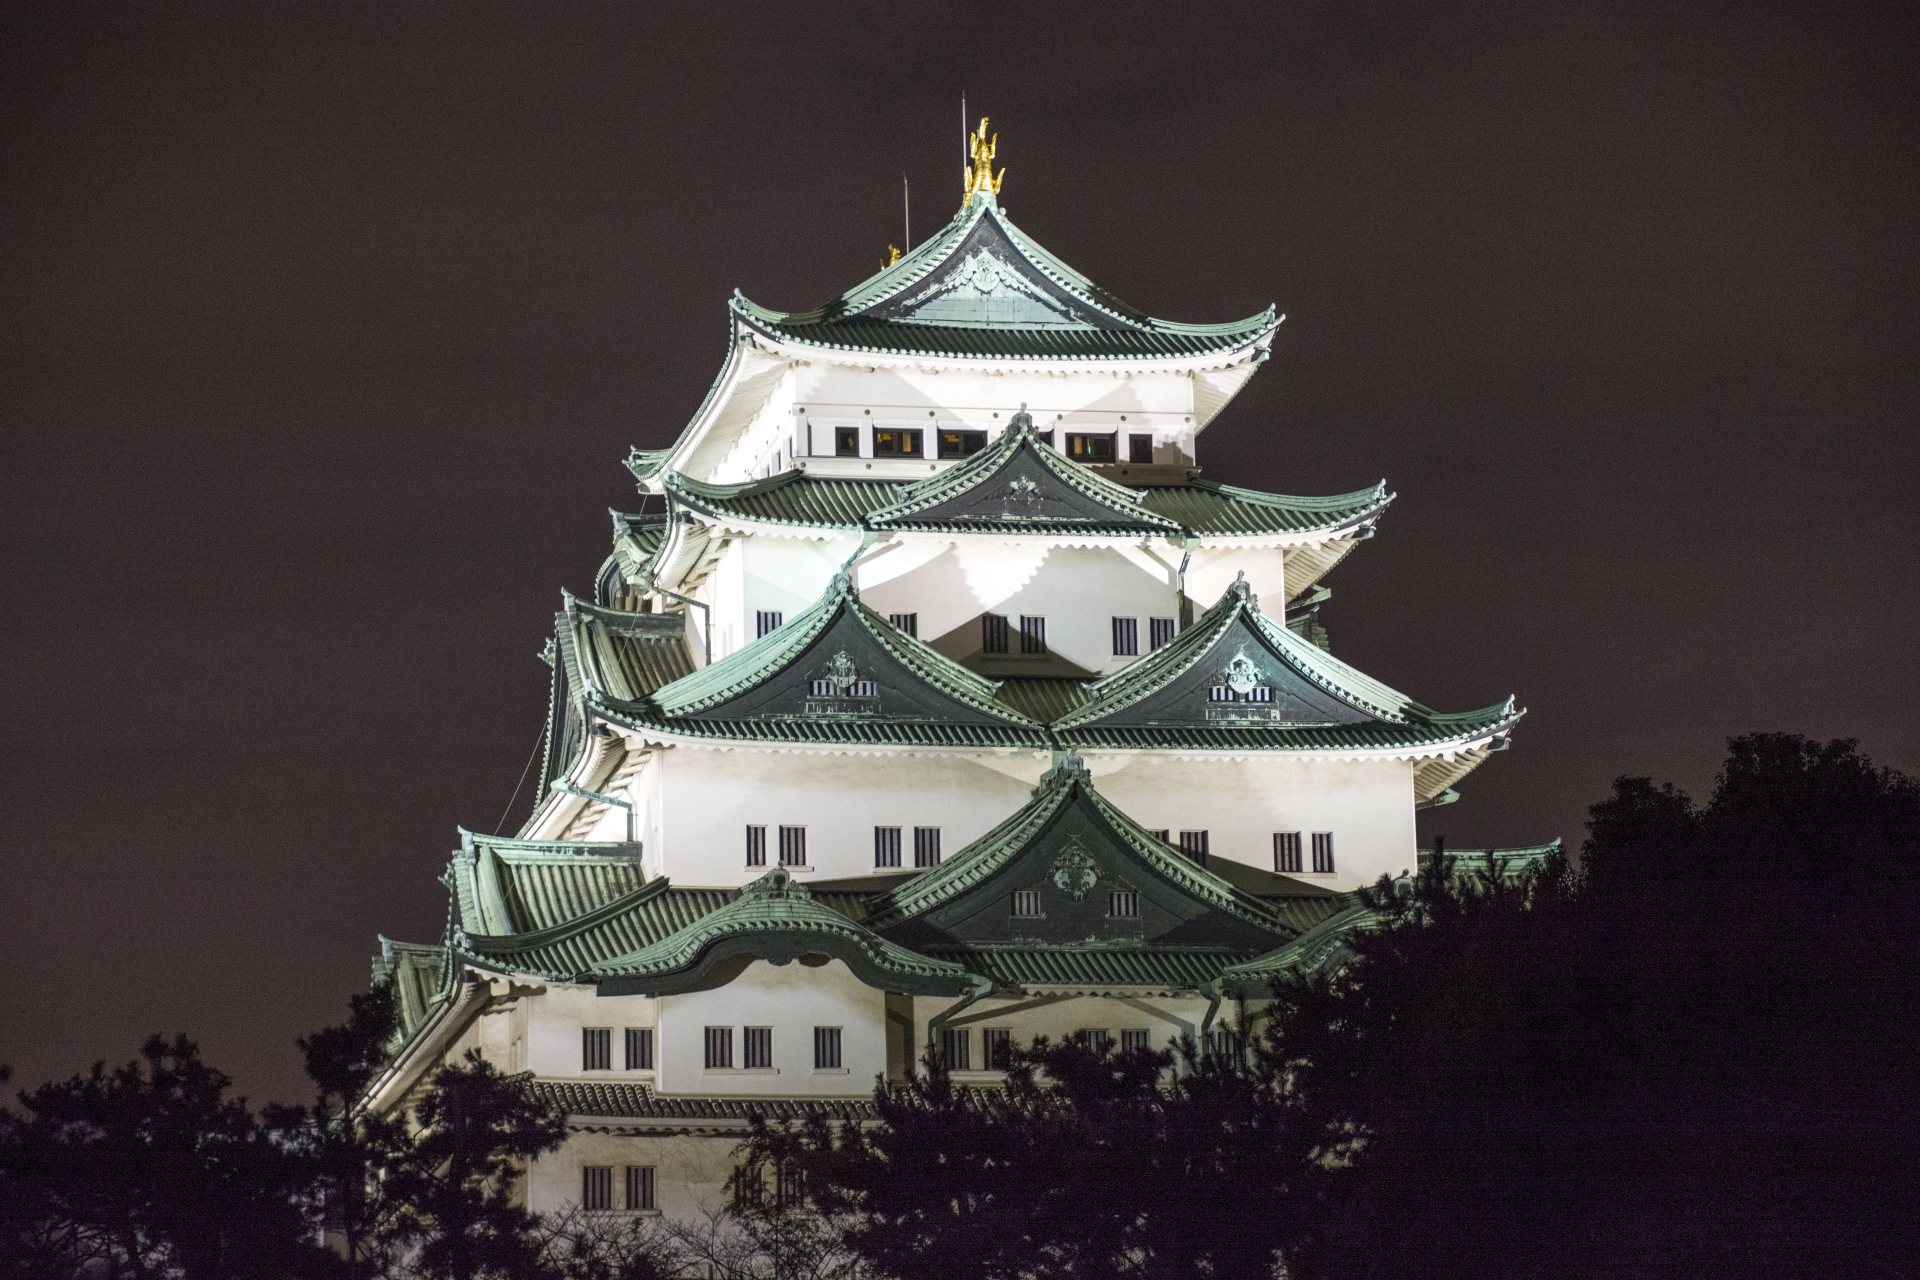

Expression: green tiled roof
xmin=589 ymin=867 xmax=986 ymax=999
xmin=533 ymin=1080 xmax=877 ymax=1123
xmin=624 ymin=448 xmax=676 ymax=483
xmin=447 ymin=829 xmax=646 ymax=937
xmin=666 ymin=471 xmax=902 ymax=530
xmin=992 ymin=677 xmax=1090 ymax=722
xmin=732 ymin=194 xmax=1278 ymax=364
xmin=459 ymin=880 xmax=734 ymax=980
xmin=562 ymin=595 xmax=696 ymax=702
xmin=921 ymin=947 xmax=1256 ymax=992
xmin=1137 ymin=479 xmax=1389 ymax=537
xmin=1416 ymin=840 xmax=1563 ymax=881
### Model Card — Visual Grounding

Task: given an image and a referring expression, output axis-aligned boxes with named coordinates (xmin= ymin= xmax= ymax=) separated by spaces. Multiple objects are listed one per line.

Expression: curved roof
xmin=733 ymin=194 xmax=1278 ymax=364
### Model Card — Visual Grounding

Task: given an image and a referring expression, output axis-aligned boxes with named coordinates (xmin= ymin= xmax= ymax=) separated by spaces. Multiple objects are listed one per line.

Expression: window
xmin=705 ymin=1026 xmax=734 ymax=1069
xmin=1274 ymin=832 xmax=1303 ymax=874
xmin=1209 ymin=684 xmax=1272 ymax=703
xmin=1121 ymin=1029 xmax=1151 ymax=1053
xmin=874 ymin=826 xmax=902 ymax=868
xmin=984 ymin=1028 xmax=1013 ymax=1069
xmin=1019 ymin=615 xmax=1047 ymax=654
xmin=938 ymin=429 xmax=988 ymax=458
xmin=814 ymin=1026 xmax=842 ymax=1069
xmin=625 ymin=1165 xmax=655 ymax=1211
xmin=624 ymin=1027 xmax=653 ymax=1070
xmin=1065 ymin=432 xmax=1117 ymax=462
xmin=1149 ymin=829 xmax=1170 ymax=843
xmin=834 ymin=427 xmax=859 ymax=457
xmin=982 ymin=613 xmax=1009 ymax=654
xmin=913 ymin=827 xmax=942 ymax=868
xmin=1012 ymin=889 xmax=1042 ymax=917
xmin=872 ymin=428 xmax=922 ymax=457
xmin=776 ymin=1166 xmax=806 ymax=1209
xmin=755 ymin=610 xmax=783 ymax=638
xmin=778 ymin=825 xmax=806 ymax=867
xmin=889 ymin=612 xmax=919 ymax=637
xmin=582 ymin=1165 xmax=613 ymax=1211
xmin=582 ymin=1028 xmax=611 ymax=1071
xmin=1036 ymin=429 xmax=1055 ymax=448
xmin=941 ymin=1027 xmax=971 ymax=1069
xmin=734 ymin=1165 xmax=764 ymax=1208
xmin=1312 ymin=832 xmax=1336 ymax=874
xmin=1109 ymin=891 xmax=1139 ymax=918
xmin=1178 ymin=830 xmax=1210 ymax=866
xmin=809 ymin=677 xmax=877 ymax=697
xmin=1149 ymin=617 xmax=1176 ymax=650
xmin=1079 ymin=1029 xmax=1114 ymax=1053
xmin=744 ymin=1026 xmax=773 ymax=1069
xmin=745 ymin=825 xmax=767 ymax=867
xmin=1112 ymin=617 xmax=1138 ymax=656
xmin=1128 ymin=433 xmax=1154 ymax=464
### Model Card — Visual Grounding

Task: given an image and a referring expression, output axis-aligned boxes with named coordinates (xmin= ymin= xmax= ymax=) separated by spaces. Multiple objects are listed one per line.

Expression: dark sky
xmin=3 ymin=3 xmax=1915 ymax=1105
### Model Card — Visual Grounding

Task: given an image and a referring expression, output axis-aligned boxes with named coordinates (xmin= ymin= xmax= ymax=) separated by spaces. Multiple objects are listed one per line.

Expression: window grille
xmin=888 ymin=612 xmax=919 ymax=637
xmin=940 ymin=1027 xmax=971 ymax=1069
xmin=705 ymin=1026 xmax=734 ymax=1069
xmin=1129 ymin=433 xmax=1154 ymax=464
xmin=984 ymin=1028 xmax=1012 ymax=1070
xmin=1109 ymin=891 xmax=1139 ymax=918
xmin=624 ymin=1027 xmax=653 ymax=1070
xmin=1178 ymin=830 xmax=1210 ymax=865
xmin=1019 ymin=615 xmax=1047 ymax=654
xmin=745 ymin=825 xmax=767 ymax=867
xmin=1312 ymin=832 xmax=1336 ymax=874
xmin=1112 ymin=617 xmax=1138 ymax=656
xmin=582 ymin=1028 xmax=611 ymax=1071
xmin=938 ymin=430 xmax=988 ymax=458
xmin=755 ymin=610 xmax=783 ymax=638
xmin=913 ymin=827 xmax=942 ymax=868
xmin=744 ymin=1026 xmax=773 ymax=1069
xmin=1149 ymin=829 xmax=1170 ymax=843
xmin=1012 ymin=889 xmax=1042 ymax=917
xmin=1079 ymin=1029 xmax=1114 ymax=1053
xmin=872 ymin=428 xmax=922 ymax=457
xmin=1209 ymin=684 xmax=1272 ymax=702
xmin=778 ymin=826 xmax=806 ymax=867
xmin=582 ymin=1165 xmax=613 ymax=1211
xmin=1121 ymin=1029 xmax=1151 ymax=1053
xmin=734 ymin=1165 xmax=763 ymax=1208
xmin=1274 ymin=832 xmax=1303 ymax=874
xmin=625 ymin=1165 xmax=655 ymax=1211
xmin=814 ymin=1026 xmax=842 ymax=1069
xmin=834 ymin=427 xmax=859 ymax=457
xmin=1149 ymin=617 xmax=1176 ymax=650
xmin=982 ymin=614 xmax=1009 ymax=653
xmin=810 ymin=678 xmax=876 ymax=697
xmin=776 ymin=1166 xmax=806 ymax=1208
xmin=874 ymin=826 xmax=902 ymax=868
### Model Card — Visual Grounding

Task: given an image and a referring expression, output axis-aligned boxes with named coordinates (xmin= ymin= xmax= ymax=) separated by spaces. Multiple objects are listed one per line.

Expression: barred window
xmin=1149 ymin=617 xmax=1176 ymax=650
xmin=1109 ymin=891 xmax=1139 ymax=918
xmin=1080 ymin=1028 xmax=1114 ymax=1054
xmin=1012 ymin=889 xmax=1042 ymax=917
xmin=1312 ymin=832 xmax=1335 ymax=874
xmin=582 ymin=1165 xmax=613 ymax=1211
xmin=625 ymin=1165 xmax=655 ymax=1211
xmin=582 ymin=1028 xmax=611 ymax=1071
xmin=984 ymin=1028 xmax=1012 ymax=1070
xmin=814 ymin=1026 xmax=842 ymax=1069
xmin=889 ymin=612 xmax=919 ymax=637
xmin=734 ymin=1164 xmax=763 ymax=1208
xmin=776 ymin=1165 xmax=806 ymax=1209
xmin=1209 ymin=684 xmax=1272 ymax=702
xmin=874 ymin=826 xmax=902 ymax=868
xmin=913 ymin=827 xmax=942 ymax=868
xmin=755 ymin=610 xmax=783 ymax=638
xmin=1274 ymin=831 xmax=1303 ymax=874
xmin=810 ymin=678 xmax=877 ymax=697
xmin=705 ymin=1026 xmax=734 ymax=1069
xmin=1178 ymin=830 xmax=1210 ymax=865
xmin=940 ymin=1026 xmax=971 ymax=1070
xmin=1121 ymin=1029 xmax=1151 ymax=1053
xmin=1149 ymin=829 xmax=1171 ymax=843
xmin=1112 ymin=617 xmax=1138 ymax=656
xmin=778 ymin=826 xmax=807 ymax=867
xmin=744 ymin=1026 xmax=773 ymax=1069
xmin=982 ymin=613 xmax=1009 ymax=654
xmin=624 ymin=1027 xmax=653 ymax=1070
xmin=1019 ymin=615 xmax=1047 ymax=654
xmin=745 ymin=825 xmax=767 ymax=867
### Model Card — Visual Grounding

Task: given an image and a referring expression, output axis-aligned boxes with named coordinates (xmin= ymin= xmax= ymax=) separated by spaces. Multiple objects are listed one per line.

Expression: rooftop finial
xmin=963 ymin=117 xmax=1004 ymax=207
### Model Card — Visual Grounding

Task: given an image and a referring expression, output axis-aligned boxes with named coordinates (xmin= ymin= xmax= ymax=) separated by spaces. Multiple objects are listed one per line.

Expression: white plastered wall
xmin=657 ymin=959 xmax=886 ymax=1098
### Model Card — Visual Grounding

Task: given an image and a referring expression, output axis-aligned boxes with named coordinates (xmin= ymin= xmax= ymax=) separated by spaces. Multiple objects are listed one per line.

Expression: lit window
xmin=582 ymin=1028 xmax=611 ymax=1071
xmin=1112 ymin=617 xmax=1138 ymax=656
xmin=874 ymin=826 xmax=902 ymax=868
xmin=938 ymin=430 xmax=988 ymax=458
xmin=1065 ymin=432 xmax=1117 ymax=462
xmin=872 ymin=428 xmax=922 ymax=457
xmin=1274 ymin=832 xmax=1303 ymax=874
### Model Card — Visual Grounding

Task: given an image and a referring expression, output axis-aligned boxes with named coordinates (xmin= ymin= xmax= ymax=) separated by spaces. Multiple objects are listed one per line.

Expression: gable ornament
xmin=1050 ymin=841 xmax=1099 ymax=901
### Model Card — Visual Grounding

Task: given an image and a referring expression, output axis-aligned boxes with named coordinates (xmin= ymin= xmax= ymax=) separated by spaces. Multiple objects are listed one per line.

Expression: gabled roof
xmin=561 ymin=594 xmax=697 ymax=703
xmin=595 ymin=571 xmax=1050 ymax=750
xmin=863 ymin=408 xmax=1183 ymax=536
xmin=590 ymin=866 xmax=985 ymax=999
xmin=863 ymin=755 xmax=1299 ymax=989
xmin=655 ymin=463 xmax=1390 ymax=544
xmin=733 ymin=193 xmax=1278 ymax=364
xmin=445 ymin=829 xmax=645 ymax=938
xmin=1053 ymin=576 xmax=1522 ymax=756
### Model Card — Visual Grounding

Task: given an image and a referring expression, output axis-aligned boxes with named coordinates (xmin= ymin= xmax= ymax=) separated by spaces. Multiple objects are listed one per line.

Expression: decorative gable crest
xmin=1050 ymin=840 xmax=1099 ymax=902
xmin=804 ymin=649 xmax=878 ymax=718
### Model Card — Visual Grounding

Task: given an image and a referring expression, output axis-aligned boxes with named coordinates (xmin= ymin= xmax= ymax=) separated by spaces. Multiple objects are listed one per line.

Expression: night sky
xmin=3 ymin=4 xmax=1915 ymax=1105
